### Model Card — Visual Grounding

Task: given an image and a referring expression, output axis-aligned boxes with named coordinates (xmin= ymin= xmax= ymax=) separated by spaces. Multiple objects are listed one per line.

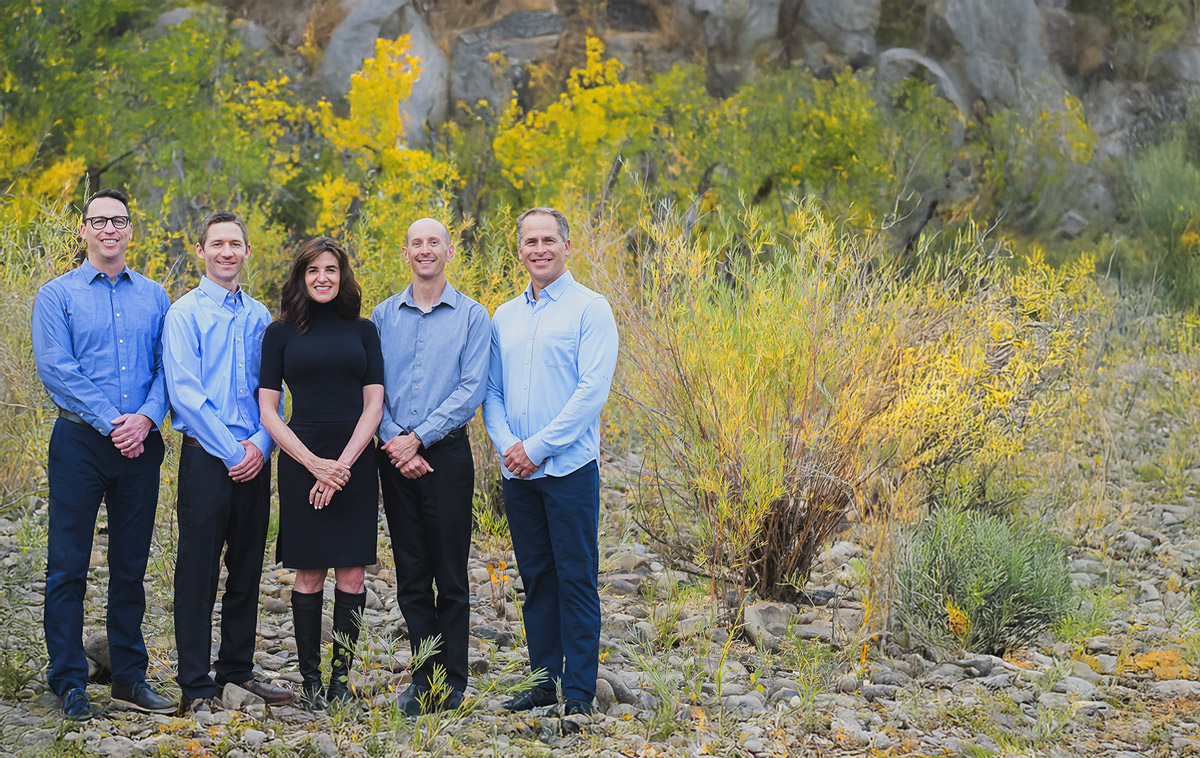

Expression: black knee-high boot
xmin=291 ymin=590 xmax=326 ymax=709
xmin=327 ymin=588 xmax=366 ymax=703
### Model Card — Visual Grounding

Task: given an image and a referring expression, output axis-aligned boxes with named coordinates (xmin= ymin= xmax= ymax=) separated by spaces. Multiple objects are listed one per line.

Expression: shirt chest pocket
xmin=539 ymin=329 xmax=577 ymax=368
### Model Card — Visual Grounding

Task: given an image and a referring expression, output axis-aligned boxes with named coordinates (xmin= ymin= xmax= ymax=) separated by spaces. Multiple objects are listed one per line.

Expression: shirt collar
xmin=524 ymin=269 xmax=574 ymax=304
xmin=198 ymin=275 xmax=242 ymax=309
xmin=80 ymin=259 xmax=131 ymax=283
xmin=399 ymin=280 xmax=459 ymax=312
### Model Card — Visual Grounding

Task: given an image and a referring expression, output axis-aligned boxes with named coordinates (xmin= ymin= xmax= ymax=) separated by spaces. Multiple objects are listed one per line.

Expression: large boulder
xmin=318 ymin=0 xmax=449 ymax=144
xmin=450 ymin=12 xmax=567 ymax=112
xmin=928 ymin=0 xmax=1065 ymax=110
xmin=671 ymin=0 xmax=783 ymax=90
xmin=797 ymin=0 xmax=880 ymax=62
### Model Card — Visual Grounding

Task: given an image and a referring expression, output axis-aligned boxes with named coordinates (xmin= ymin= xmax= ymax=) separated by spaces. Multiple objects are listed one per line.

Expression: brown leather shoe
xmin=236 ymin=679 xmax=297 ymax=706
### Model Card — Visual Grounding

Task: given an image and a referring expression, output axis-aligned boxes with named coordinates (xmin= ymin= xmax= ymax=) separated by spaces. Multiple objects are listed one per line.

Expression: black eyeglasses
xmin=84 ymin=215 xmax=131 ymax=231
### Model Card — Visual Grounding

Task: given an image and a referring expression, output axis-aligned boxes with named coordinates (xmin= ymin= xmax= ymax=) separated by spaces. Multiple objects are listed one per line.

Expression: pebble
xmin=263 ymin=597 xmax=288 ymax=614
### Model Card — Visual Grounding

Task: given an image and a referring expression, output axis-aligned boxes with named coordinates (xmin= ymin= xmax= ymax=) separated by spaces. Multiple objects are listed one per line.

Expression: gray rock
xmin=798 ymin=0 xmax=880 ymax=60
xmin=318 ymin=0 xmax=449 ymax=144
xmin=1038 ymin=691 xmax=1070 ymax=709
xmin=83 ymin=632 xmax=110 ymax=672
xmin=611 ymin=550 xmax=650 ymax=572
xmin=1051 ymin=676 xmax=1097 ymax=698
xmin=1112 ymin=530 xmax=1154 ymax=557
xmin=597 ymin=667 xmax=641 ymax=706
xmin=870 ymin=670 xmax=912 ymax=686
xmin=929 ymin=0 xmax=1065 ymax=110
xmin=253 ymin=651 xmax=286 ymax=671
xmin=313 ymin=733 xmax=339 ymax=757
xmin=243 ymin=729 xmax=268 ymax=748
xmin=1137 ymin=580 xmax=1161 ymax=603
xmin=793 ymin=624 xmax=834 ymax=644
xmin=722 ymin=693 xmax=766 ymax=714
xmin=594 ymin=677 xmax=617 ymax=712
xmin=94 ymin=735 xmax=137 ymax=757
xmin=263 ymin=597 xmax=288 ymax=614
xmin=743 ymin=602 xmax=792 ymax=652
xmin=860 ymin=684 xmax=899 ymax=701
xmin=223 ymin=682 xmax=265 ymax=711
xmin=977 ymin=673 xmax=1013 ymax=690
xmin=924 ymin=662 xmax=965 ymax=687
xmin=1070 ymin=659 xmax=1102 ymax=684
xmin=450 ymin=13 xmax=567 ymax=113
xmin=1070 ymin=700 xmax=1112 ymax=721
xmin=1149 ymin=679 xmax=1200 ymax=698
xmin=472 ymin=625 xmax=514 ymax=647
xmin=1095 ymin=655 xmax=1119 ymax=675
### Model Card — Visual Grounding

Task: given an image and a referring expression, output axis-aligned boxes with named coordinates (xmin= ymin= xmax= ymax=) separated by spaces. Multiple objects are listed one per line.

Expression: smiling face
xmin=197 ymin=221 xmax=250 ymax=291
xmin=517 ymin=211 xmax=570 ymax=292
xmin=403 ymin=218 xmax=453 ymax=283
xmin=305 ymin=250 xmax=341 ymax=303
xmin=81 ymin=196 xmax=132 ymax=271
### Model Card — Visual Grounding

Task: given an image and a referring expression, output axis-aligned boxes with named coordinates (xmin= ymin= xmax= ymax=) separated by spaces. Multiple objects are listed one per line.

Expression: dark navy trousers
xmin=503 ymin=460 xmax=600 ymax=703
xmin=173 ymin=444 xmax=270 ymax=699
xmin=44 ymin=418 xmax=163 ymax=696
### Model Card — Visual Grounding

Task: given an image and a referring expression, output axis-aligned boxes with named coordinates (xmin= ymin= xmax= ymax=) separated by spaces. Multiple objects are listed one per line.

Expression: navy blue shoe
xmin=62 ymin=688 xmax=93 ymax=722
xmin=502 ymin=687 xmax=557 ymax=712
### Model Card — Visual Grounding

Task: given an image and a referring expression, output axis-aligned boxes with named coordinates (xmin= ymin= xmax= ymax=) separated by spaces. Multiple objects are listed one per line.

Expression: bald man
xmin=371 ymin=219 xmax=490 ymax=714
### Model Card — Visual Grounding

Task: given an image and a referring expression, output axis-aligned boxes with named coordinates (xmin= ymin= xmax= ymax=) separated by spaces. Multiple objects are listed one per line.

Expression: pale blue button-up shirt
xmin=370 ymin=281 xmax=490 ymax=445
xmin=31 ymin=260 xmax=169 ymax=436
xmin=483 ymin=270 xmax=619 ymax=479
xmin=163 ymin=276 xmax=274 ymax=468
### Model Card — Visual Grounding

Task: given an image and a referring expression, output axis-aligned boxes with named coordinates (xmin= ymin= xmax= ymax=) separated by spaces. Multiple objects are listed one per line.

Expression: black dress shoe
xmin=396 ymin=683 xmax=427 ymax=716
xmin=502 ymin=687 xmax=557 ymax=712
xmin=111 ymin=681 xmax=176 ymax=714
xmin=433 ymin=689 xmax=465 ymax=712
xmin=563 ymin=698 xmax=593 ymax=716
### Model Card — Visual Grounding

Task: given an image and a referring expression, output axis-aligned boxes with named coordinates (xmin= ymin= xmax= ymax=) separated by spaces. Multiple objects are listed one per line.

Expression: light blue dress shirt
xmin=163 ymin=276 xmax=275 ymax=469
xmin=31 ymin=260 xmax=169 ymax=436
xmin=483 ymin=270 xmax=619 ymax=479
xmin=371 ymin=281 xmax=490 ymax=445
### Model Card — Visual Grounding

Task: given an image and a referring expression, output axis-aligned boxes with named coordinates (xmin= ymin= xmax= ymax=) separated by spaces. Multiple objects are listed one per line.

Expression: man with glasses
xmin=32 ymin=188 xmax=175 ymax=720
xmin=164 ymin=211 xmax=295 ymax=715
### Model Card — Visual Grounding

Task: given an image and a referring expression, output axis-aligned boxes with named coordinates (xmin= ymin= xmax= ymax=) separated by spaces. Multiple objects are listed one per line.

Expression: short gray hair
xmin=516 ymin=207 xmax=569 ymax=243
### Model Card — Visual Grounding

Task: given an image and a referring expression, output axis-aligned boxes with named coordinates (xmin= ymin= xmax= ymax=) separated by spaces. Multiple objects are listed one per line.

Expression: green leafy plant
xmin=896 ymin=507 xmax=1073 ymax=657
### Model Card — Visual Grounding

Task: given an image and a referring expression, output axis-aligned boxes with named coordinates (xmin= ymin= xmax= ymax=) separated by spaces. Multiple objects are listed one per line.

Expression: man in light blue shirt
xmin=163 ymin=211 xmax=295 ymax=715
xmin=372 ymin=218 xmax=490 ymax=715
xmin=31 ymin=188 xmax=175 ymax=719
xmin=483 ymin=207 xmax=619 ymax=715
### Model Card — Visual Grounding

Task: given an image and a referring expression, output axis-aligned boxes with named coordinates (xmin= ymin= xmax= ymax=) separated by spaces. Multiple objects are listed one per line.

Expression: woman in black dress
xmin=259 ymin=237 xmax=384 ymax=707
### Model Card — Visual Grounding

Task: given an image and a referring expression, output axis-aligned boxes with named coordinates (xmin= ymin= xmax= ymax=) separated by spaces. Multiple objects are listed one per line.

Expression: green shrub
xmin=1127 ymin=132 xmax=1200 ymax=307
xmin=895 ymin=507 xmax=1072 ymax=657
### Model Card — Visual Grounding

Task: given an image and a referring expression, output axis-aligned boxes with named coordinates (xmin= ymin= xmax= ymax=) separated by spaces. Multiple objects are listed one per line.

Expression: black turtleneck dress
xmin=259 ymin=303 xmax=384 ymax=569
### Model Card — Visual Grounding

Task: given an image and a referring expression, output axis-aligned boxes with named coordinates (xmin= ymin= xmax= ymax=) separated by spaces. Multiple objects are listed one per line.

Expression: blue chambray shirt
xmin=483 ymin=270 xmax=619 ymax=479
xmin=370 ymin=281 xmax=490 ymax=445
xmin=31 ymin=260 xmax=170 ymax=436
xmin=163 ymin=276 xmax=275 ymax=469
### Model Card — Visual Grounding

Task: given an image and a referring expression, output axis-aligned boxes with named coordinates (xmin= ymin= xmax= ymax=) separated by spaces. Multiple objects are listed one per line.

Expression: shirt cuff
xmin=523 ymin=434 xmax=550 ymax=467
xmin=135 ymin=401 xmax=167 ymax=429
xmin=379 ymin=420 xmax=404 ymax=444
xmin=221 ymin=445 xmax=247 ymax=470
xmin=250 ymin=429 xmax=274 ymax=460
xmin=414 ymin=421 xmax=440 ymax=447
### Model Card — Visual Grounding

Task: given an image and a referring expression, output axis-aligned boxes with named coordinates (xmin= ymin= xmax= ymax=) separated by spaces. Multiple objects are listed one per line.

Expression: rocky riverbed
xmin=1 ymin=443 xmax=1199 ymax=758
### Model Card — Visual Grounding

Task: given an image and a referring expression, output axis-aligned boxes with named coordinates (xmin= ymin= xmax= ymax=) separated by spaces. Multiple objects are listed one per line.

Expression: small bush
xmin=895 ymin=506 xmax=1072 ymax=657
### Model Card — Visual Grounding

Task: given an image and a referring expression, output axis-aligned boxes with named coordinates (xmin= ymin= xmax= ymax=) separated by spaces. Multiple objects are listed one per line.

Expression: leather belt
xmin=420 ymin=425 xmax=467 ymax=449
xmin=182 ymin=435 xmax=202 ymax=448
xmin=57 ymin=408 xmax=88 ymax=426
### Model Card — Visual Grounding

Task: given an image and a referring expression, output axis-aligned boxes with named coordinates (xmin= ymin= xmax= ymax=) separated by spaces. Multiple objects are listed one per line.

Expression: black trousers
xmin=173 ymin=444 xmax=270 ymax=699
xmin=379 ymin=431 xmax=474 ymax=692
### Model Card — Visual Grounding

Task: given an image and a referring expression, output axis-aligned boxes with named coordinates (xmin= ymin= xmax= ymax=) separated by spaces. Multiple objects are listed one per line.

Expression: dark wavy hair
xmin=278 ymin=236 xmax=362 ymax=333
